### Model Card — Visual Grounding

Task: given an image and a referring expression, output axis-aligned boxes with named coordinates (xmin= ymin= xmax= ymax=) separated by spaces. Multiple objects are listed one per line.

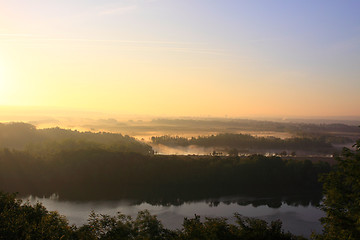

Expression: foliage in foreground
xmin=0 ymin=191 xmax=306 ymax=240
xmin=312 ymin=138 xmax=360 ymax=240
xmin=0 ymin=192 xmax=72 ymax=240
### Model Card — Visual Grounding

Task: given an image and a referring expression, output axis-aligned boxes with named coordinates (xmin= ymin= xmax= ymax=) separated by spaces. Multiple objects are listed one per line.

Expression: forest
xmin=0 ymin=122 xmax=153 ymax=155
xmin=1 ymin=138 xmax=359 ymax=239
xmin=149 ymin=118 xmax=360 ymax=134
xmin=151 ymin=134 xmax=337 ymax=155
xmin=74 ymin=118 xmax=360 ymax=142
xmin=0 ymin=122 xmax=333 ymax=203
xmin=0 ymin=147 xmax=330 ymax=203
xmin=0 ymin=122 xmax=358 ymax=239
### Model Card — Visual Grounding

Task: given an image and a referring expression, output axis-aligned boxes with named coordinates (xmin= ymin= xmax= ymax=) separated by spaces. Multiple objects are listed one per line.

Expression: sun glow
xmin=0 ymin=1 xmax=358 ymax=117
xmin=0 ymin=58 xmax=5 ymax=86
xmin=0 ymin=57 xmax=11 ymax=104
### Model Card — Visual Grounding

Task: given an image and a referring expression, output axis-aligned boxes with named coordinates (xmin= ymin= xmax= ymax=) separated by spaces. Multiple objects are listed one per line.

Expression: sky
xmin=0 ymin=0 xmax=360 ymax=118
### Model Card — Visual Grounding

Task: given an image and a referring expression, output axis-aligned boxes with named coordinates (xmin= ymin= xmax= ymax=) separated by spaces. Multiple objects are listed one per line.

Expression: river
xmin=23 ymin=195 xmax=324 ymax=238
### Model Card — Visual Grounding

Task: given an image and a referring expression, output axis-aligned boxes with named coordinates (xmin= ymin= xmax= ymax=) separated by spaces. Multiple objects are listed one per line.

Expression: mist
xmin=151 ymin=144 xmax=216 ymax=155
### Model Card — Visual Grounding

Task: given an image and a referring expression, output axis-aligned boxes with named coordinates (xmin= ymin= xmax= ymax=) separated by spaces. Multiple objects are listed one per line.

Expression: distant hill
xmin=0 ymin=122 xmax=153 ymax=155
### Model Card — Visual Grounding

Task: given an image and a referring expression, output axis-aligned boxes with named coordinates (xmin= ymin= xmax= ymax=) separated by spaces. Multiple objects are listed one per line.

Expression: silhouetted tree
xmin=313 ymin=138 xmax=360 ymax=240
xmin=0 ymin=192 xmax=72 ymax=240
xmin=228 ymin=148 xmax=239 ymax=156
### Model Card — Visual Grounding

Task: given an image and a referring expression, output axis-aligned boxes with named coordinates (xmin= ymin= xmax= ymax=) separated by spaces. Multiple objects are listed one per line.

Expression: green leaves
xmin=314 ymin=140 xmax=360 ymax=240
xmin=0 ymin=192 xmax=72 ymax=240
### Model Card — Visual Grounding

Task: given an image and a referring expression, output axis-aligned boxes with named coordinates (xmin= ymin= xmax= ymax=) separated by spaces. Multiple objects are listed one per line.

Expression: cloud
xmin=98 ymin=5 xmax=137 ymax=16
xmin=0 ymin=34 xmax=227 ymax=56
xmin=0 ymin=33 xmax=33 ymax=37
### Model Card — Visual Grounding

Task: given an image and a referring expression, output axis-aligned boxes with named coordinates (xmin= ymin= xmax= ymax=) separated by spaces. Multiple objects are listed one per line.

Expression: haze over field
xmin=1 ymin=0 xmax=360 ymax=119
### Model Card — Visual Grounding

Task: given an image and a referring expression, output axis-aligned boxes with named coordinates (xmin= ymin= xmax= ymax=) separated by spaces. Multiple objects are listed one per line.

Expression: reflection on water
xmin=23 ymin=195 xmax=324 ymax=238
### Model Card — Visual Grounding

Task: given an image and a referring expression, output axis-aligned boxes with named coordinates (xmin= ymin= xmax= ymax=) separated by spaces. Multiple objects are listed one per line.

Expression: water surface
xmin=24 ymin=196 xmax=324 ymax=238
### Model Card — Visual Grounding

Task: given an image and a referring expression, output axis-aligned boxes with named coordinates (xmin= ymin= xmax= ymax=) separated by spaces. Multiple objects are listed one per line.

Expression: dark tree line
xmin=150 ymin=118 xmax=360 ymax=134
xmin=0 ymin=148 xmax=330 ymax=202
xmin=151 ymin=134 xmax=335 ymax=154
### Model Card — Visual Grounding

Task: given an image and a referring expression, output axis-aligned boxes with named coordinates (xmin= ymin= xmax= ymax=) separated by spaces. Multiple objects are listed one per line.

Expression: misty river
xmin=23 ymin=195 xmax=324 ymax=238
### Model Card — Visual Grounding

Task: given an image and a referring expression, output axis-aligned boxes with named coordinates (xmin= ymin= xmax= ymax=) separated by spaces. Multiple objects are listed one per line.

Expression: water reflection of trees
xmin=122 ymin=192 xmax=322 ymax=209
xmin=209 ymin=194 xmax=322 ymax=208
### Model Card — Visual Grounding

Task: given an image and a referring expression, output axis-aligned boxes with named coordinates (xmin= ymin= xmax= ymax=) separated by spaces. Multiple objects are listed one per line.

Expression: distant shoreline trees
xmin=151 ymin=133 xmax=336 ymax=154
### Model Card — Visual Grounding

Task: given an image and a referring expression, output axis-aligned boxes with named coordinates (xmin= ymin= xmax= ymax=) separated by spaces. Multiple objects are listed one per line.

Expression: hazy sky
xmin=1 ymin=0 xmax=359 ymax=118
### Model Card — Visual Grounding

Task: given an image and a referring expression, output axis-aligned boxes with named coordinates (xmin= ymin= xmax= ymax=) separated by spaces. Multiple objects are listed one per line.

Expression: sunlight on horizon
xmin=0 ymin=56 xmax=9 ymax=102
xmin=0 ymin=1 xmax=359 ymax=118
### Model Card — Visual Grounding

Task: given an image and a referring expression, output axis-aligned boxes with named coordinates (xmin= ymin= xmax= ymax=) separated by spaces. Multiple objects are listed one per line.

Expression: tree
xmin=228 ymin=148 xmax=239 ymax=157
xmin=280 ymin=151 xmax=287 ymax=157
xmin=313 ymin=138 xmax=360 ymax=240
xmin=0 ymin=192 xmax=72 ymax=240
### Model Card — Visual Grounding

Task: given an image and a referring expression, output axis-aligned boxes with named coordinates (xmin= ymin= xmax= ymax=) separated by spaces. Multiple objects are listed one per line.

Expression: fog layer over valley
xmin=1 ymin=117 xmax=358 ymax=156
